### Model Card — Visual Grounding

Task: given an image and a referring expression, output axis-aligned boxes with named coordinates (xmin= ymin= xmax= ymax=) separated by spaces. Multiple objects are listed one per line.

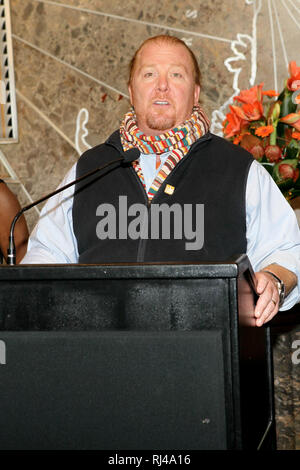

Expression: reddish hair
xmin=128 ymin=35 xmax=201 ymax=87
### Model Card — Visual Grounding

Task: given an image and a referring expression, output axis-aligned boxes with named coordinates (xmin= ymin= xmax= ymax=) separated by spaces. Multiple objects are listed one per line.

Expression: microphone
xmin=7 ymin=147 xmax=140 ymax=265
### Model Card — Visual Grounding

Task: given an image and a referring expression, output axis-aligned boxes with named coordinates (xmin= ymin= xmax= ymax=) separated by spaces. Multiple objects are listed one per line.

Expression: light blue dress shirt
xmin=21 ymin=155 xmax=300 ymax=310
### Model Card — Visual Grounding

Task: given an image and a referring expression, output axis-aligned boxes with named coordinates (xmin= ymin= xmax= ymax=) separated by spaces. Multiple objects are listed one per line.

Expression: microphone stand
xmin=7 ymin=149 xmax=139 ymax=265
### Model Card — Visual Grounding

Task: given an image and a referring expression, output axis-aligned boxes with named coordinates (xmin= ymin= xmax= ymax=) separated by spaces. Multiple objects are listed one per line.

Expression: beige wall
xmin=3 ymin=0 xmax=299 ymax=230
xmin=1 ymin=0 xmax=300 ymax=449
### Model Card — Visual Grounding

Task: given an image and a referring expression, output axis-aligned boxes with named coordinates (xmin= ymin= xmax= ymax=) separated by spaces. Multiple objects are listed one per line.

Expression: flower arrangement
xmin=223 ymin=61 xmax=300 ymax=201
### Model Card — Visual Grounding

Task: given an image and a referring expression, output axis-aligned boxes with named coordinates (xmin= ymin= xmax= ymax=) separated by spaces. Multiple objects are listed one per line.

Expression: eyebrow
xmin=140 ymin=64 xmax=186 ymax=69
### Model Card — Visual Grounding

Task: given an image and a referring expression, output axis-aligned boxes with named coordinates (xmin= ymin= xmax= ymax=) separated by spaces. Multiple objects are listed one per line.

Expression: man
xmin=22 ymin=35 xmax=300 ymax=326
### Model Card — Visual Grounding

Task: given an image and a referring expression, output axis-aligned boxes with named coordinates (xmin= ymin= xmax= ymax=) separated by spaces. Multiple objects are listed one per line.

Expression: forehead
xmin=134 ymin=41 xmax=194 ymax=72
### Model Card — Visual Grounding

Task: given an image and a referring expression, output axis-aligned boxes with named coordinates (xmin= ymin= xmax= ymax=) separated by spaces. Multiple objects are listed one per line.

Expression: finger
xmin=255 ymin=285 xmax=276 ymax=318
xmin=256 ymin=275 xmax=269 ymax=295
xmin=260 ymin=305 xmax=279 ymax=325
xmin=255 ymin=297 xmax=278 ymax=326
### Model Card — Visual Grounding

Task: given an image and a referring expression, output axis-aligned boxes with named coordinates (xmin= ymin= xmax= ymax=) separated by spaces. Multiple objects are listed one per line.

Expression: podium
xmin=0 ymin=255 xmax=275 ymax=450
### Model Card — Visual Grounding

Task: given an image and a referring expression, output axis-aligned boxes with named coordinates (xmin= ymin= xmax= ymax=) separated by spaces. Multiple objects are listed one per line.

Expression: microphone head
xmin=122 ymin=147 xmax=140 ymax=164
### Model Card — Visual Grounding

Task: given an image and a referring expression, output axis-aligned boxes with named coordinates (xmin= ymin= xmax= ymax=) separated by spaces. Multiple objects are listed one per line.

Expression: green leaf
xmin=277 ymin=178 xmax=294 ymax=191
xmin=286 ymin=139 xmax=300 ymax=159
xmin=277 ymin=89 xmax=297 ymax=138
xmin=294 ymin=176 xmax=300 ymax=189
xmin=278 ymin=89 xmax=297 ymax=114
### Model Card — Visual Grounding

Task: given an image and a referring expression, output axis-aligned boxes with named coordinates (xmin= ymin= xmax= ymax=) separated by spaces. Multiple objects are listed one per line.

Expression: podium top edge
xmin=0 ymin=256 xmax=251 ymax=280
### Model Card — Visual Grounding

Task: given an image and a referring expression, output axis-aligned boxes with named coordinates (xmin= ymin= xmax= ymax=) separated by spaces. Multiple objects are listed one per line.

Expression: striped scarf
xmin=120 ymin=105 xmax=210 ymax=200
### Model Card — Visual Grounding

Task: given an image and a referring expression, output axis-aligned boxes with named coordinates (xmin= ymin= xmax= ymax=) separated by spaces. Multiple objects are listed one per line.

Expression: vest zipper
xmin=129 ymin=166 xmax=150 ymax=262
xmin=130 ymin=134 xmax=211 ymax=262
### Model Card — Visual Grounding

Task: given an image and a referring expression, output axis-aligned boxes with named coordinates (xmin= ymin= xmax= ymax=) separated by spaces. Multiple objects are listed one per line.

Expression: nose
xmin=156 ymin=73 xmax=169 ymax=92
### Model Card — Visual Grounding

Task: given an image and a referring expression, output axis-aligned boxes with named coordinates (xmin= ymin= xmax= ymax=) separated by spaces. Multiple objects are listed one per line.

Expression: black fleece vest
xmin=73 ymin=131 xmax=253 ymax=264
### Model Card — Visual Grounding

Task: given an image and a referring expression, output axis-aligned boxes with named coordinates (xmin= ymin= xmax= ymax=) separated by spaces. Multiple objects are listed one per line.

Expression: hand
xmin=254 ymin=271 xmax=280 ymax=326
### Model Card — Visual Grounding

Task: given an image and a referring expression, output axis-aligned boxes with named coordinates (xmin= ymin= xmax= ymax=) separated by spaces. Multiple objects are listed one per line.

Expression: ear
xmin=194 ymin=84 xmax=200 ymax=104
xmin=128 ymin=84 xmax=133 ymax=106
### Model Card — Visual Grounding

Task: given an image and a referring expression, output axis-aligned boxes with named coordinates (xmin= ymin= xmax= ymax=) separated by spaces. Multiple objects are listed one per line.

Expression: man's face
xmin=128 ymin=42 xmax=200 ymax=136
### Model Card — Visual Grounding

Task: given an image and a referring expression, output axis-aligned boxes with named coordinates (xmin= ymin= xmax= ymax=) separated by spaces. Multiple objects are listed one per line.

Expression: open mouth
xmin=153 ymin=100 xmax=170 ymax=106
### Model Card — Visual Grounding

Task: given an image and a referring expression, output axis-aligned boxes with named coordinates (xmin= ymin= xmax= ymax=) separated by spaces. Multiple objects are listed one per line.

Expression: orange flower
xmin=294 ymin=92 xmax=300 ymax=105
xmin=292 ymin=131 xmax=300 ymax=140
xmin=232 ymin=131 xmax=251 ymax=145
xmin=234 ymin=83 xmax=264 ymax=105
xmin=287 ymin=61 xmax=300 ymax=92
xmin=233 ymin=134 xmax=243 ymax=145
xmin=280 ymin=113 xmax=300 ymax=131
xmin=255 ymin=125 xmax=274 ymax=137
xmin=223 ymin=105 xmax=244 ymax=138
xmin=262 ymin=90 xmax=279 ymax=98
xmin=231 ymin=101 xmax=264 ymax=122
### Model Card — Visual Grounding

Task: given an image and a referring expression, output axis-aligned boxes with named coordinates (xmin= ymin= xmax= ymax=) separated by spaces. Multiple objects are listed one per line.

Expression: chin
xmin=146 ymin=116 xmax=176 ymax=133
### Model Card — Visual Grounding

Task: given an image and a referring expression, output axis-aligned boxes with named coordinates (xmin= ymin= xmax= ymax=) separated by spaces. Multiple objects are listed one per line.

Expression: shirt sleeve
xmin=21 ymin=164 xmax=78 ymax=264
xmin=246 ymin=160 xmax=300 ymax=310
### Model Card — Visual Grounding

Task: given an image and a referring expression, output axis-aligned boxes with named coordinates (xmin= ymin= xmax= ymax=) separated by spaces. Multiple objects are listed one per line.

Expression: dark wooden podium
xmin=0 ymin=255 xmax=275 ymax=450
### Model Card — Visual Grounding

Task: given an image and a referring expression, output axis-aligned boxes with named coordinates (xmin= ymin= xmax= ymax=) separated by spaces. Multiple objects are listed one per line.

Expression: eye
xmin=171 ymin=72 xmax=183 ymax=78
xmin=144 ymin=72 xmax=154 ymax=78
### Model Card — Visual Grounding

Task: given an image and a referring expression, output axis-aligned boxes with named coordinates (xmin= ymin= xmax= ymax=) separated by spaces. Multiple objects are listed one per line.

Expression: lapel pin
xmin=164 ymin=184 xmax=175 ymax=195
